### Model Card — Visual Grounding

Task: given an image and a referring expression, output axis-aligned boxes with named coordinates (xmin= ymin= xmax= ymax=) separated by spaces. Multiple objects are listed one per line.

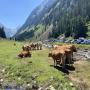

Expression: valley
xmin=0 ymin=39 xmax=90 ymax=90
xmin=0 ymin=0 xmax=90 ymax=89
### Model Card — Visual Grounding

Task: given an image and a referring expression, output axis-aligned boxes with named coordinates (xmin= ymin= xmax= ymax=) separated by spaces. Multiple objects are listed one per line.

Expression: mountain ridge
xmin=16 ymin=0 xmax=57 ymax=34
xmin=15 ymin=0 xmax=90 ymax=41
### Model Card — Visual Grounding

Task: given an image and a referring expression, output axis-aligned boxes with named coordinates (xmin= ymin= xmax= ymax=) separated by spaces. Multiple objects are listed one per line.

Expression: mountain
xmin=16 ymin=0 xmax=57 ymax=33
xmin=0 ymin=23 xmax=18 ymax=38
xmin=5 ymin=28 xmax=18 ymax=38
xmin=15 ymin=0 xmax=90 ymax=41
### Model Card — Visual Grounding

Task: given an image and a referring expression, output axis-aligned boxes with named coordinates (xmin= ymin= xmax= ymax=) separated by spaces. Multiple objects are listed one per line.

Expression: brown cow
xmin=50 ymin=44 xmax=77 ymax=67
xmin=62 ymin=44 xmax=77 ymax=52
xmin=34 ymin=43 xmax=42 ymax=50
xmin=22 ymin=42 xmax=43 ymax=51
xmin=53 ymin=44 xmax=77 ymax=62
xmin=18 ymin=50 xmax=31 ymax=58
xmin=48 ymin=49 xmax=66 ymax=68
xmin=62 ymin=44 xmax=77 ymax=63
xmin=30 ymin=43 xmax=36 ymax=50
xmin=22 ymin=44 xmax=30 ymax=51
xmin=64 ymin=49 xmax=73 ymax=66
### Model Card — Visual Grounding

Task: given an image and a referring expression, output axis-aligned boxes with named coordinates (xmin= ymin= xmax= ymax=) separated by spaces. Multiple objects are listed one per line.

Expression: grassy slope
xmin=0 ymin=39 xmax=76 ymax=89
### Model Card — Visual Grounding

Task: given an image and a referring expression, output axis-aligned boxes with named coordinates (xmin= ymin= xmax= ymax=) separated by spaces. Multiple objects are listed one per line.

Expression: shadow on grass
xmin=50 ymin=65 xmax=75 ymax=75
xmin=65 ymin=65 xmax=75 ymax=71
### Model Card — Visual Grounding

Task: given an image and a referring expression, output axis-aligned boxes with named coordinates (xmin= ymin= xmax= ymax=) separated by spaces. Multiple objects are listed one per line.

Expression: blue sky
xmin=0 ymin=0 xmax=43 ymax=28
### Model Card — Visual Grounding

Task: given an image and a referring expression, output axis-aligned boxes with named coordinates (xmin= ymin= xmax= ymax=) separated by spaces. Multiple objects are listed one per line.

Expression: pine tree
xmin=0 ymin=27 xmax=6 ymax=38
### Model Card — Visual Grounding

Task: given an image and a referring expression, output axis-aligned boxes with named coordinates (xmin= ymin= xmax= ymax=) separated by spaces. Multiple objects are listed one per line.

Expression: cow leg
xmin=56 ymin=60 xmax=59 ymax=66
xmin=66 ymin=54 xmax=71 ymax=66
xmin=59 ymin=57 xmax=62 ymax=65
xmin=40 ymin=46 xmax=41 ymax=50
xmin=54 ymin=59 xmax=55 ymax=66
xmin=68 ymin=54 xmax=71 ymax=66
xmin=70 ymin=53 xmax=73 ymax=66
xmin=62 ymin=55 xmax=66 ymax=69
xmin=60 ymin=58 xmax=62 ymax=66
xmin=67 ymin=53 xmax=73 ymax=66
xmin=72 ymin=53 xmax=74 ymax=61
xmin=22 ymin=55 xmax=25 ymax=58
xmin=55 ymin=60 xmax=57 ymax=66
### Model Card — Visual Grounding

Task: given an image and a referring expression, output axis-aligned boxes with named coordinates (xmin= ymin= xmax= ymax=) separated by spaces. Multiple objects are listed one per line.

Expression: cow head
xmin=18 ymin=53 xmax=23 ymax=58
xmin=72 ymin=45 xmax=77 ymax=52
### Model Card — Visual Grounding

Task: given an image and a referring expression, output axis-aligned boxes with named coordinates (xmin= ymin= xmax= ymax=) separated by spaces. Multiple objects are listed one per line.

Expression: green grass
xmin=0 ymin=39 xmax=76 ymax=89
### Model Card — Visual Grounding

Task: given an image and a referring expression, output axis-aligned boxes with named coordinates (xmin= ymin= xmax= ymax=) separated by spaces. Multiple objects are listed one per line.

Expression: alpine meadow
xmin=0 ymin=0 xmax=90 ymax=90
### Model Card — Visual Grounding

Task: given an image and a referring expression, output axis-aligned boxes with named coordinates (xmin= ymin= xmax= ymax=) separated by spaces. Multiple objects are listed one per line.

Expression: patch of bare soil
xmin=69 ymin=60 xmax=90 ymax=90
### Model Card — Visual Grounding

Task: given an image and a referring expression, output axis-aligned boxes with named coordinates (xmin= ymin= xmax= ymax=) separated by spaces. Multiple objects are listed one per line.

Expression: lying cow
xmin=18 ymin=50 xmax=31 ymax=58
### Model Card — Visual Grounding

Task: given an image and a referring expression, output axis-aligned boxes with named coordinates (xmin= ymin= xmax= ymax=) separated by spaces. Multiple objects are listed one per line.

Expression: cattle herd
xmin=18 ymin=42 xmax=77 ymax=69
xmin=48 ymin=44 xmax=77 ymax=69
xmin=18 ymin=43 xmax=42 ymax=58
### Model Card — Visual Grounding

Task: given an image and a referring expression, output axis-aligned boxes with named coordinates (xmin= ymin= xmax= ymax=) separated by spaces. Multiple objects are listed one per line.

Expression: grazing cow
xmin=18 ymin=50 xmax=31 ymax=58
